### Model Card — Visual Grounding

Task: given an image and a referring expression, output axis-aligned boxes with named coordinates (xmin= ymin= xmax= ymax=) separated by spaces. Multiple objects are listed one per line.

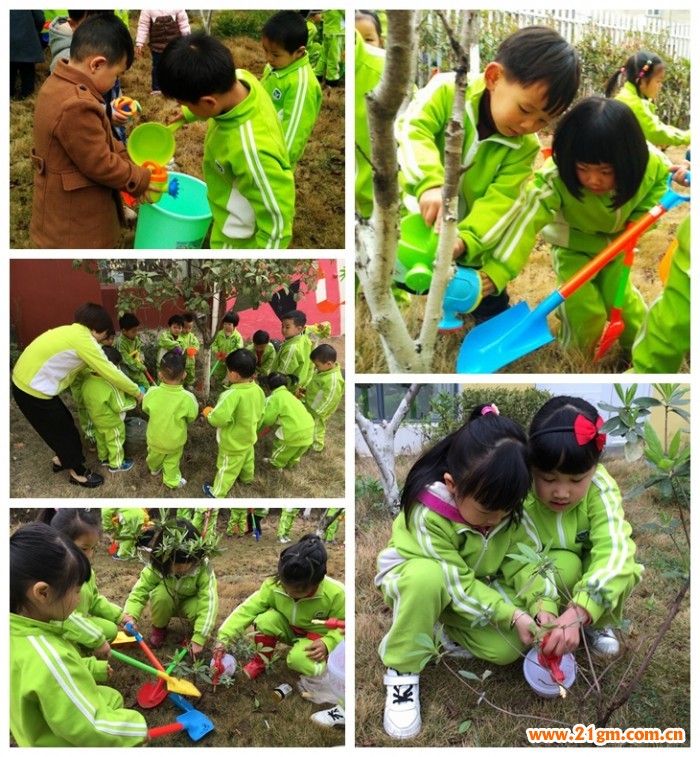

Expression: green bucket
xmin=134 ymin=172 xmax=212 ymax=249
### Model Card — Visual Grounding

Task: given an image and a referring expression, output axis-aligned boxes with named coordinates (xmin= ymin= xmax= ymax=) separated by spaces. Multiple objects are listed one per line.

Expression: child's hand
xmin=93 ymin=640 xmax=111 ymax=659
xmin=121 ymin=614 xmax=136 ymax=630
xmin=111 ymin=108 xmax=129 ymax=127
xmin=216 ymin=351 xmax=227 ymax=361
xmin=452 ymin=237 xmax=467 ymax=259
xmin=419 ymin=186 xmax=444 ymax=230
xmin=669 ymin=164 xmax=690 ymax=187
xmin=190 ymin=641 xmax=203 ymax=659
xmin=511 ymin=610 xmax=537 ymax=645
xmin=305 ymin=637 xmax=329 ymax=661
xmin=540 ymin=606 xmax=590 ymax=656
xmin=107 ymin=664 xmax=114 ymax=679
xmin=213 ymin=641 xmax=226 ymax=654
xmin=136 ymin=44 xmax=144 ymax=57
xmin=202 ymin=406 xmax=214 ymax=418
xmin=478 ymin=272 xmax=496 ymax=297
xmin=136 ymin=390 xmax=146 ymax=405
xmin=186 ymin=347 xmax=198 ymax=357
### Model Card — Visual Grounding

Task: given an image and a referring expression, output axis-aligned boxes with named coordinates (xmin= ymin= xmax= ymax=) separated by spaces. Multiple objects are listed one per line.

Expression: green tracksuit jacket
xmin=272 ymin=332 xmax=313 ymax=388
xmin=217 ymin=575 xmax=345 ymax=653
xmin=60 ymin=568 xmax=123 ymax=649
xmin=156 ymin=329 xmax=185 ymax=364
xmin=211 ymin=329 xmax=244 ymax=359
xmin=206 ymin=380 xmax=266 ymax=453
xmin=184 ymin=69 xmax=294 ymax=249
xmin=10 ymin=613 xmax=147 ymax=747
xmin=81 ymin=373 xmax=137 ymax=429
xmin=524 ymin=464 xmax=643 ymax=625
xmin=124 ymin=560 xmax=219 ymax=647
xmin=397 ymin=73 xmax=540 ymax=274
xmin=632 ymin=215 xmax=690 ymax=372
xmin=246 ymin=341 xmax=276 ymax=377
xmin=261 ymin=53 xmax=322 ymax=166
xmin=113 ymin=332 xmax=149 ymax=388
xmin=12 ymin=323 xmax=140 ymax=400
xmin=355 ymin=30 xmax=386 ymax=218
xmin=616 ymin=81 xmax=690 ymax=147
xmin=260 ymin=386 xmax=314 ymax=444
xmin=142 ymin=382 xmax=199 ymax=453
xmin=304 ymin=363 xmax=345 ymax=419
xmin=181 ymin=331 xmax=200 ymax=386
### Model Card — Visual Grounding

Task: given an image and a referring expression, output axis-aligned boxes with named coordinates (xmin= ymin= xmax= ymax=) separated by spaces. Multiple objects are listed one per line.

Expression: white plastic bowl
xmin=327 ymin=640 xmax=345 ymax=703
xmin=523 ymin=646 xmax=576 ymax=698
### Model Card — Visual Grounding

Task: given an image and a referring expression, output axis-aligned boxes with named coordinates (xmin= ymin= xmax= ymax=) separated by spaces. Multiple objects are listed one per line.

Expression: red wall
xmin=11 ymin=259 xmax=343 ymax=347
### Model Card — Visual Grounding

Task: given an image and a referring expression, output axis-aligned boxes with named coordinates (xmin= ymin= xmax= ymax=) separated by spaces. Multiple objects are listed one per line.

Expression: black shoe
xmin=69 ymin=470 xmax=104 ymax=488
xmin=52 ymin=462 xmax=66 ymax=473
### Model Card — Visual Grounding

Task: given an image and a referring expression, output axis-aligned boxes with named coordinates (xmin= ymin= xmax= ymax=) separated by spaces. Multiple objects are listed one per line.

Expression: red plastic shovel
xmin=137 ymin=647 xmax=188 ymax=708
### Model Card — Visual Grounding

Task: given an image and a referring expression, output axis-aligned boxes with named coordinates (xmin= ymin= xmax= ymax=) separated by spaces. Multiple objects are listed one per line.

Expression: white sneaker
xmin=584 ymin=626 xmax=620 ymax=656
xmin=383 ymin=668 xmax=421 ymax=739
xmin=310 ymin=705 xmax=345 ymax=727
xmin=277 ymin=536 xmax=291 ymax=543
xmin=177 ymin=477 xmax=187 ymax=488
xmin=435 ymin=624 xmax=474 ymax=660
xmin=150 ymin=468 xmax=162 ymax=476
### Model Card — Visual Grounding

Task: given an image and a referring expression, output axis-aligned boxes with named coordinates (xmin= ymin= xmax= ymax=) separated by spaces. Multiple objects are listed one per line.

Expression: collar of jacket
xmin=264 ymin=52 xmax=312 ymax=80
xmin=213 ymin=69 xmax=261 ymax=126
xmin=464 ymin=74 xmax=527 ymax=149
xmin=417 ymin=481 xmax=467 ymax=524
xmin=52 ymin=58 xmax=105 ymax=102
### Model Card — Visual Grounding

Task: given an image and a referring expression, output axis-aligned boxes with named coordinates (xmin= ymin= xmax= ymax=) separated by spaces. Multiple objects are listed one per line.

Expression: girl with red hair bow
xmin=525 ymin=395 xmax=643 ymax=659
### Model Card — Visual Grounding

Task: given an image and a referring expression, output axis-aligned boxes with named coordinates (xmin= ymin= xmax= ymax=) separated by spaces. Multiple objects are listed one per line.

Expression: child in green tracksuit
xmin=304 ymin=343 xmax=344 ymax=452
xmin=323 ymin=507 xmax=344 ymax=544
xmin=114 ymin=313 xmax=150 ymax=389
xmin=202 ymin=349 xmax=266 ymax=498
xmin=211 ymin=311 xmax=244 ymax=386
xmin=247 ymin=329 xmax=276 ymax=380
xmin=82 ymin=346 xmax=137 ymax=472
xmin=156 ymin=314 xmax=185 ymax=365
xmin=313 ymin=9 xmax=345 ymax=85
xmin=277 ymin=506 xmax=304 ymax=543
xmin=214 ymin=534 xmax=345 ymax=680
xmin=10 ymin=522 xmax=147 ymax=746
xmin=124 ymin=519 xmax=218 ymax=654
xmin=526 ymin=395 xmax=643 ymax=659
xmin=101 ymin=507 xmax=153 ymax=560
xmin=259 ymin=373 xmax=315 ymax=469
xmin=41 ymin=509 xmax=135 ymax=655
xmin=226 ymin=507 xmax=248 ymax=536
xmin=142 ymin=352 xmax=199 ymax=489
xmin=261 ymin=11 xmax=322 ymax=167
xmin=376 ymin=405 xmax=558 ymax=740
xmin=273 ymin=309 xmax=313 ymax=389
xmin=632 ymin=213 xmax=690 ymax=372
xmin=70 ymin=365 xmax=97 ymax=446
xmin=397 ymin=27 xmax=579 ymax=317
xmin=181 ymin=312 xmax=200 ymax=391
xmin=487 ymin=97 xmax=670 ymax=355
xmin=606 ymin=51 xmax=690 ymax=148
xmin=157 ymin=32 xmax=294 ymax=249
xmin=306 ymin=11 xmax=323 ymax=69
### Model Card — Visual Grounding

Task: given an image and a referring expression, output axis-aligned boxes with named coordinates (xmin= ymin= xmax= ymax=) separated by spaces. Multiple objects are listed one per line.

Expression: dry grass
xmin=10 ymin=508 xmax=345 ymax=747
xmin=355 ymin=144 xmax=690 ymax=375
xmin=10 ymin=16 xmax=344 ymax=250
xmin=355 ymin=455 xmax=690 ymax=747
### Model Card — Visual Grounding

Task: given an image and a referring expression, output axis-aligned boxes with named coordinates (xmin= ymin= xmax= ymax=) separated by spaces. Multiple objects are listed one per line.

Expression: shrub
xmin=211 ymin=10 xmax=276 ymax=40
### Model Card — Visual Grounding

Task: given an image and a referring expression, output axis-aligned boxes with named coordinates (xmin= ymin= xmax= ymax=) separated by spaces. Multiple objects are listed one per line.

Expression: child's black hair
xmin=74 ymin=302 xmax=114 ymax=334
xmin=147 ymin=519 xmax=205 ymax=578
xmin=226 ymin=348 xmax=256 ymax=378
xmin=102 ymin=345 xmax=122 ymax=366
xmin=160 ymin=351 xmax=186 ymax=381
xmin=605 ymin=51 xmax=665 ymax=99
xmin=355 ymin=10 xmax=382 ymax=39
xmin=222 ymin=310 xmax=240 ymax=326
xmin=494 ymin=25 xmax=580 ymax=116
xmin=167 ymin=314 xmax=185 ymax=327
xmin=400 ymin=405 xmax=531 ymax=522
xmin=36 ymin=508 xmax=102 ymax=542
xmin=281 ymin=309 xmax=307 ymax=328
xmin=265 ymin=371 xmax=298 ymax=391
xmin=276 ymin=534 xmax=327 ymax=591
xmin=262 ymin=10 xmax=308 ymax=53
xmin=310 ymin=343 xmax=337 ymax=363
xmin=10 ymin=522 xmax=91 ymax=614
xmin=119 ymin=312 xmax=140 ymax=330
xmin=253 ymin=329 xmax=270 ymax=345
xmin=183 ymin=312 xmax=195 ymax=324
xmin=157 ymin=32 xmax=237 ymax=103
xmin=529 ymin=396 xmax=604 ymax=475
xmin=553 ymin=96 xmax=648 ymax=209
xmin=70 ymin=12 xmax=135 ymax=69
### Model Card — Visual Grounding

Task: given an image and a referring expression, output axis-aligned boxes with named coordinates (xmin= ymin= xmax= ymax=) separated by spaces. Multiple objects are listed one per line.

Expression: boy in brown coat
xmin=30 ymin=14 xmax=155 ymax=248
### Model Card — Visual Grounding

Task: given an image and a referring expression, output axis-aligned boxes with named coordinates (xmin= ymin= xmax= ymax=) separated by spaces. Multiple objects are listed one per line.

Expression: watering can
xmin=396 ymin=213 xmax=439 ymax=293
xmin=457 ymin=174 xmax=690 ymax=373
xmin=127 ymin=120 xmax=184 ymax=167
xmin=148 ymin=693 xmax=214 ymax=742
xmin=438 ymin=267 xmax=482 ymax=331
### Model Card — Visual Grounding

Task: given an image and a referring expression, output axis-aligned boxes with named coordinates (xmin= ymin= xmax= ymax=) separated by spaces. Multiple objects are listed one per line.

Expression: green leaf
xmin=458 ymin=720 xmax=472 ymax=734
xmin=459 ymin=670 xmax=481 ymax=681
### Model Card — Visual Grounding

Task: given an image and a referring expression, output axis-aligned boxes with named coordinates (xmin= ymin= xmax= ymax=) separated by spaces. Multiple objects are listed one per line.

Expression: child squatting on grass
xmin=214 ymin=534 xmax=346 ymax=726
xmin=10 ymin=522 xmax=148 ymax=746
xmin=524 ymin=396 xmax=643 ymax=659
xmin=375 ymin=405 xmax=558 ymax=740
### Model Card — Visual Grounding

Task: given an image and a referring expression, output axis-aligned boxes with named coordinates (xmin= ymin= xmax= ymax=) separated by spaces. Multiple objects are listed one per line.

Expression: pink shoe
xmin=149 ymin=626 xmax=167 ymax=648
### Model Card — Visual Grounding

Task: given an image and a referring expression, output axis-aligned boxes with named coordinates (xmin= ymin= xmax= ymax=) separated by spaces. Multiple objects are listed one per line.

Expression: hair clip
xmin=481 ymin=404 xmax=500 ymax=416
xmin=573 ymin=414 xmax=606 ymax=451
xmin=638 ymin=59 xmax=653 ymax=79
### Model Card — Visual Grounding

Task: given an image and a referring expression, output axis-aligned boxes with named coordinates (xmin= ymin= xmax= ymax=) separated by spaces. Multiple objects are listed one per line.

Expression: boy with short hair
xmin=157 ymin=32 xmax=294 ymax=249
xmin=181 ymin=313 xmax=200 ymax=391
xmin=259 ymin=372 xmax=314 ymax=469
xmin=260 ymin=10 xmax=322 ymax=167
xmin=211 ymin=311 xmax=244 ymax=385
xmin=82 ymin=346 xmax=137 ymax=473
xmin=202 ymin=350 xmax=266 ymax=498
xmin=157 ymin=314 xmax=185 ymax=364
xmin=30 ymin=13 xmax=155 ymax=248
xmin=304 ymin=343 xmax=345 ymax=452
xmin=114 ymin=313 xmax=150 ymax=389
xmin=246 ymin=329 xmax=276 ymax=380
xmin=272 ymin=310 xmax=313 ymax=390
xmin=142 ymin=352 xmax=199 ymax=489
